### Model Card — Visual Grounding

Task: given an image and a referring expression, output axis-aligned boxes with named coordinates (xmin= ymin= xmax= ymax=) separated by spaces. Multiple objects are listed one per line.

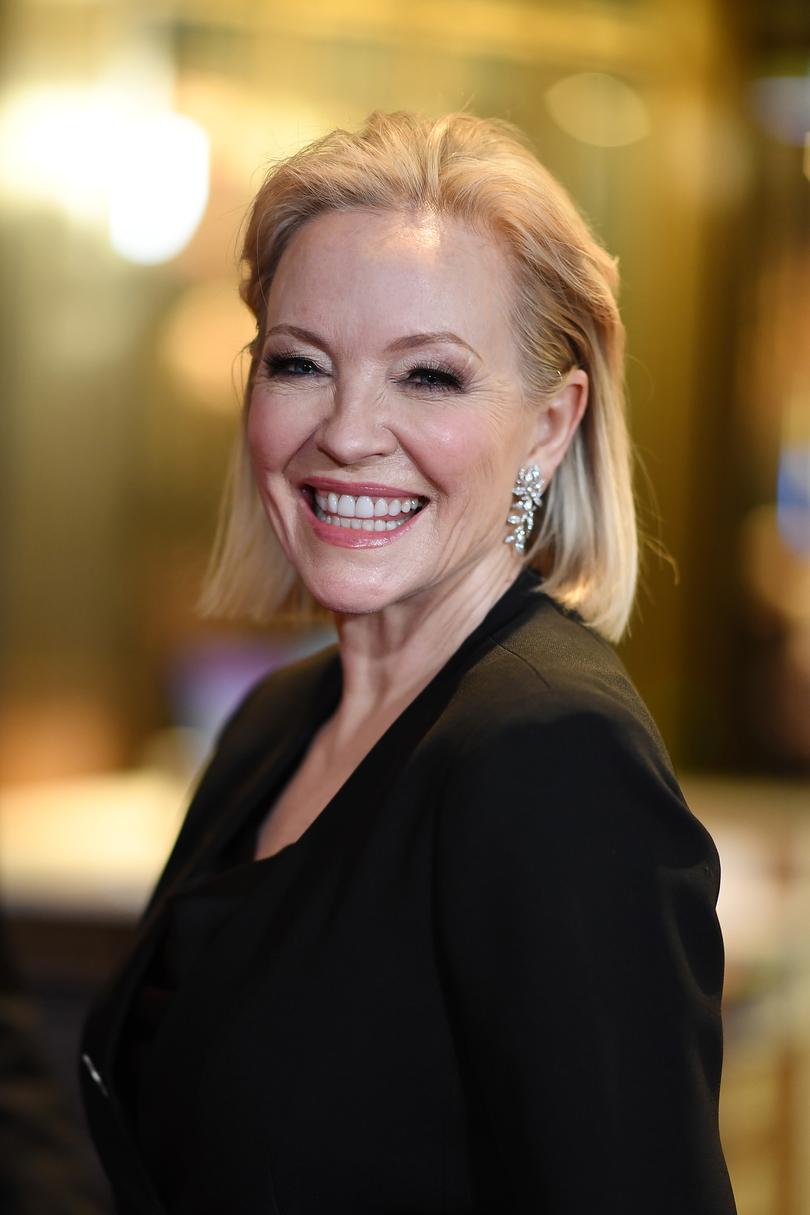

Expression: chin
xmin=301 ymin=566 xmax=409 ymax=617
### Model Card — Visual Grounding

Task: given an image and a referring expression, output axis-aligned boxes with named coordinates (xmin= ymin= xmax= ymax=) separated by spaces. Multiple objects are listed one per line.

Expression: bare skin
xmin=251 ymin=208 xmax=587 ymax=860
xmin=254 ymin=563 xmax=519 ymax=858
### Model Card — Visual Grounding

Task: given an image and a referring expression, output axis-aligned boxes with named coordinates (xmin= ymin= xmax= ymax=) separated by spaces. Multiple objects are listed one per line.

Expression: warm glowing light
xmin=0 ymin=86 xmax=113 ymax=219
xmin=0 ymin=85 xmax=210 ymax=263
xmin=545 ymin=72 xmax=650 ymax=148
xmin=108 ymin=111 xmax=210 ymax=264
xmin=0 ymin=770 xmax=187 ymax=914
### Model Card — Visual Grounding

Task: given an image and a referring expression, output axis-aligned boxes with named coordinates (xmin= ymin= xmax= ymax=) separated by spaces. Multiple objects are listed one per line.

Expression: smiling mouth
xmin=303 ymin=486 xmax=428 ymax=533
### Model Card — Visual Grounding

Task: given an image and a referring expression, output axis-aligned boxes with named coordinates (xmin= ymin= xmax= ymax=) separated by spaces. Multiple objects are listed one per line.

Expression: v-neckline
xmin=84 ymin=567 xmax=552 ymax=1129
xmin=225 ymin=566 xmax=549 ymax=871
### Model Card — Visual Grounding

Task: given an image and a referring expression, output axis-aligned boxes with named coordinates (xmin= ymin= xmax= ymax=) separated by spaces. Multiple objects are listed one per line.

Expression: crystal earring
xmin=504 ymin=464 xmax=546 ymax=554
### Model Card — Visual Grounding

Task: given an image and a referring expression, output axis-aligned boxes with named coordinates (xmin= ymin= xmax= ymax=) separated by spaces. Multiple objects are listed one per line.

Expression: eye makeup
xmin=398 ymin=361 xmax=465 ymax=392
xmin=261 ymin=351 xmax=324 ymax=378
xmin=258 ymin=348 xmax=469 ymax=394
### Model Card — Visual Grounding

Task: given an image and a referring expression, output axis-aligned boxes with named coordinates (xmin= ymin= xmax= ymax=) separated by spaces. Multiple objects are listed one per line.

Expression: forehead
xmin=265 ymin=207 xmax=518 ymax=360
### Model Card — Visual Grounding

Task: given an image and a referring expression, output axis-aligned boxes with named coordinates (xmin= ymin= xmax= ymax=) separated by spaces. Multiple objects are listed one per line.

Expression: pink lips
xmin=304 ymin=476 xmax=425 ymax=499
xmin=299 ymin=481 xmax=426 ymax=549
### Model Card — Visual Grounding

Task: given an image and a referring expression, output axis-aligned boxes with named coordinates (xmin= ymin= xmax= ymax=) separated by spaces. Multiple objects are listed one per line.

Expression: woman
xmin=80 ymin=111 xmax=737 ymax=1214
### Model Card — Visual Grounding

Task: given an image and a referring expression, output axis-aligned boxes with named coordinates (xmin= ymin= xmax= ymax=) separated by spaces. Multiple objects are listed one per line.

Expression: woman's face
xmin=248 ymin=207 xmax=553 ymax=615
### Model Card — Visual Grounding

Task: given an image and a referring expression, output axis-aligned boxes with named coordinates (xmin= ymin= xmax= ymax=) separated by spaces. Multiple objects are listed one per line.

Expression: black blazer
xmin=80 ymin=569 xmax=737 ymax=1214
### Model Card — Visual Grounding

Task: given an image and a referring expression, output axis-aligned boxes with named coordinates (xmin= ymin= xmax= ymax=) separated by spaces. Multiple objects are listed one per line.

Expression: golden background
xmin=1 ymin=1 xmax=808 ymax=1210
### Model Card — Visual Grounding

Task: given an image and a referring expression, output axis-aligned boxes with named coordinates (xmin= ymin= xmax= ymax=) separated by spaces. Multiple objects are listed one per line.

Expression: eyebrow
xmin=385 ymin=331 xmax=480 ymax=359
xmin=264 ymin=324 xmax=480 ymax=360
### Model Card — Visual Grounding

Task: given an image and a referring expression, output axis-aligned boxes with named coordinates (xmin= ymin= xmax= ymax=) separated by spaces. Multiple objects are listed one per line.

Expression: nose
xmin=315 ymin=383 xmax=397 ymax=466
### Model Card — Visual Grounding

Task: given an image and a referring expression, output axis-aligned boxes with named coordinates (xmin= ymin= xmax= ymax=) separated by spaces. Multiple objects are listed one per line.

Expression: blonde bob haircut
xmin=199 ymin=110 xmax=637 ymax=642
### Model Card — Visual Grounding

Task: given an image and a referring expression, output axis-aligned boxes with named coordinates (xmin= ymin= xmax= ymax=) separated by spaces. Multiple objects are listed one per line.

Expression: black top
xmin=80 ymin=569 xmax=738 ymax=1214
xmin=116 ymin=826 xmax=272 ymax=1180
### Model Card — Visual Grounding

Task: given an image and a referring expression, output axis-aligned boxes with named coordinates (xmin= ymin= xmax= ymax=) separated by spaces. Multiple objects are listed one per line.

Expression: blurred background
xmin=0 ymin=0 xmax=808 ymax=1209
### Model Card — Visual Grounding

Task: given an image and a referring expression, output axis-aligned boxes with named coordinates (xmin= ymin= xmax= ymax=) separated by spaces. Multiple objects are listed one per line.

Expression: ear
xmin=525 ymin=369 xmax=589 ymax=477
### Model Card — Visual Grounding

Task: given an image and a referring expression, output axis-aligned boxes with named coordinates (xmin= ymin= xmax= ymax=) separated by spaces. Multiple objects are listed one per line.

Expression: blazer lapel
xmin=81 ymin=644 xmax=341 ymax=1212
xmin=80 ymin=573 xmax=546 ymax=1210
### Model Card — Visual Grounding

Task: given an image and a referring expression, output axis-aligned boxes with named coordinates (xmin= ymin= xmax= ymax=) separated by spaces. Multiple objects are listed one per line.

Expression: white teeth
xmin=313 ymin=505 xmax=419 ymax=533
xmin=310 ymin=488 xmax=425 ymax=526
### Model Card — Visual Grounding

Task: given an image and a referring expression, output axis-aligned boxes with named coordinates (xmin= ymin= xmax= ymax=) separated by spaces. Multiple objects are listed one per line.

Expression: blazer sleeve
xmin=432 ymin=705 xmax=737 ymax=1215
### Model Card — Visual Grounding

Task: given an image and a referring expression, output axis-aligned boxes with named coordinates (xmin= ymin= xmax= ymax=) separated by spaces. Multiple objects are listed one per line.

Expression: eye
xmin=403 ymin=363 xmax=464 ymax=392
xmin=261 ymin=352 xmax=323 ymax=379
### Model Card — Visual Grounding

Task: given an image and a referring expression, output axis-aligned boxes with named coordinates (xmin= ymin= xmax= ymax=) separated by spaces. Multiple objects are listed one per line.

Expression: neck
xmin=331 ymin=553 xmax=523 ymax=731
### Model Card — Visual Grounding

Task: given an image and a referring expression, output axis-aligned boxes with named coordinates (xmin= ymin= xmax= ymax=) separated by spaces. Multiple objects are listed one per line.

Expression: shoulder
xmin=437 ymin=592 xmax=718 ymax=882
xmin=445 ymin=588 xmax=673 ymax=782
xmin=137 ymin=644 xmax=338 ymax=916
xmin=177 ymin=644 xmax=337 ymax=830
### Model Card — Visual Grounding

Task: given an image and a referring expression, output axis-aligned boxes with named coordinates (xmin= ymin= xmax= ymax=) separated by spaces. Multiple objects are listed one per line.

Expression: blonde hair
xmin=199 ymin=110 xmax=637 ymax=641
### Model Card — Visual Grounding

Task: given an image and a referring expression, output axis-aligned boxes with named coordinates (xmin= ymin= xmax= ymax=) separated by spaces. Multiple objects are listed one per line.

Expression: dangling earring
xmin=504 ymin=464 xmax=546 ymax=554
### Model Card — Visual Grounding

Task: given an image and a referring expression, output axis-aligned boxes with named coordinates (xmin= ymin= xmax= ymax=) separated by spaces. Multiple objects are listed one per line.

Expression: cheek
xmin=246 ymin=394 xmax=309 ymax=470
xmin=406 ymin=407 xmax=518 ymax=492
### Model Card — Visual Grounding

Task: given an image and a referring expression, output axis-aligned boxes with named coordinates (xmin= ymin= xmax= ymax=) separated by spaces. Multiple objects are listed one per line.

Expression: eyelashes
xmin=404 ymin=362 xmax=464 ymax=392
xmin=260 ymin=351 xmax=465 ymax=394
xmin=262 ymin=353 xmax=321 ymax=379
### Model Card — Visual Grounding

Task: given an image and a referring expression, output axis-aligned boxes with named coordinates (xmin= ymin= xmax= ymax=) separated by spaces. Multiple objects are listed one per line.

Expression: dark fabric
xmin=116 ymin=838 xmax=267 ymax=1134
xmin=80 ymin=569 xmax=737 ymax=1214
xmin=0 ymin=911 xmax=104 ymax=1215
